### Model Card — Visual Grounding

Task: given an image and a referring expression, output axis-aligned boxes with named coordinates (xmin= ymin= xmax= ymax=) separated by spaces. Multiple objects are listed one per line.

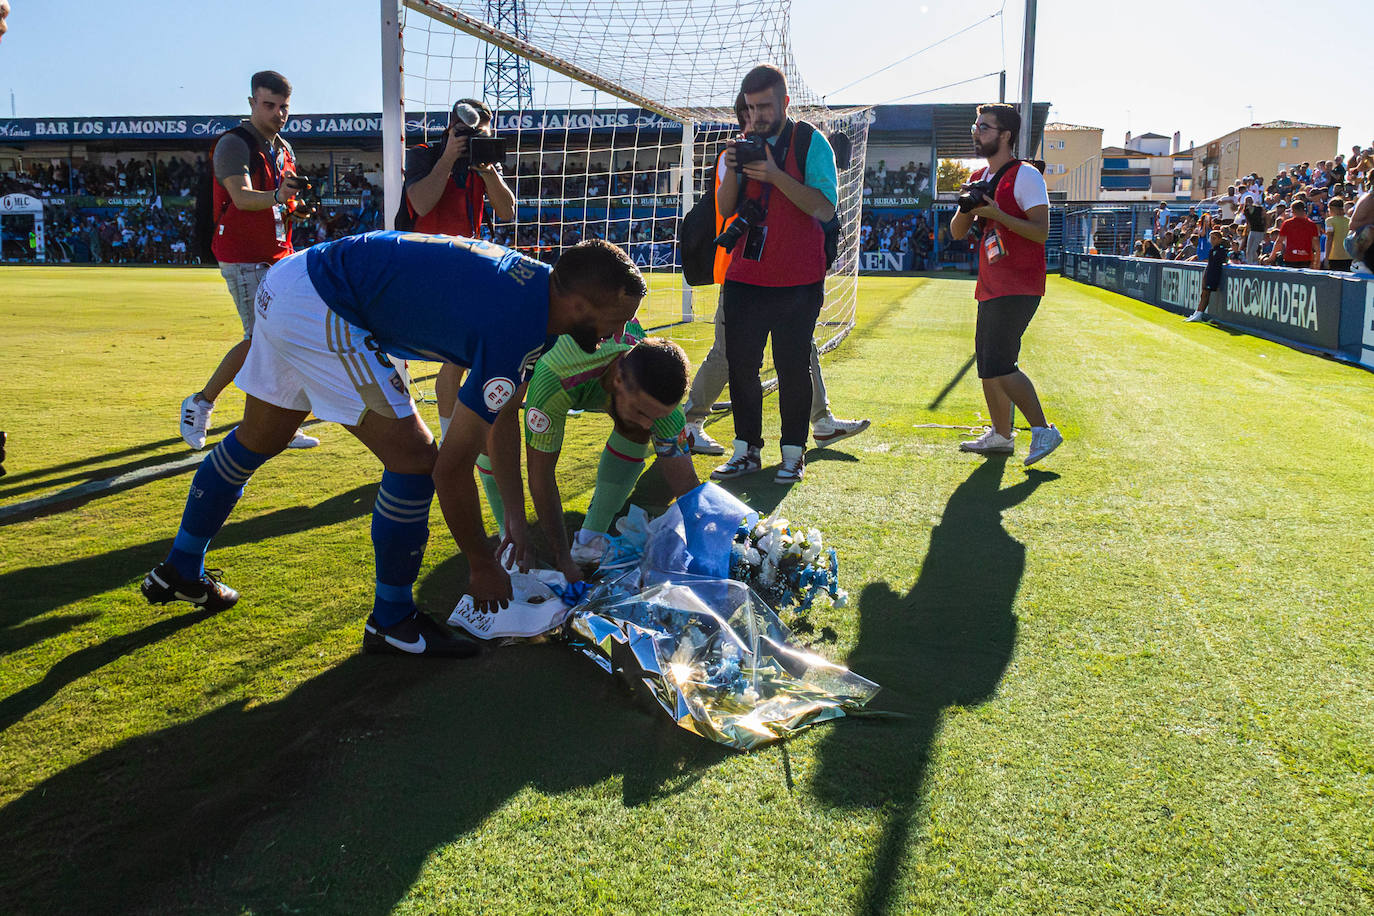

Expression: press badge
xmin=983 ymin=225 xmax=1006 ymax=263
xmin=273 ymin=203 xmax=287 ymax=243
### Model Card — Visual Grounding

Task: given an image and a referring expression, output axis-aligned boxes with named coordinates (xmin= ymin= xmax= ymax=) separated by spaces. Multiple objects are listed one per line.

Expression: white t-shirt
xmin=974 ymin=162 xmax=1049 ymax=212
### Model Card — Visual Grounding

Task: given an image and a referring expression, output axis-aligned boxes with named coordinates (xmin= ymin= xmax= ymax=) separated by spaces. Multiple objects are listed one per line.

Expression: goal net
xmin=382 ymin=0 xmax=870 ymax=401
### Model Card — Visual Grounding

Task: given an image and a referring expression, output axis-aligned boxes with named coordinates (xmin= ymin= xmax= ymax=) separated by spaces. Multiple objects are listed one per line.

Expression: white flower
xmin=744 ymin=547 xmax=761 ymax=567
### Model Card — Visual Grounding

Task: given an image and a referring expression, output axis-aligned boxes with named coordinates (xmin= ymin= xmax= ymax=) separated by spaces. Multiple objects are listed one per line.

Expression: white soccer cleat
xmin=288 ymin=429 xmax=321 ymax=449
xmin=180 ymin=394 xmax=214 ymax=450
xmin=569 ymin=530 xmax=610 ymax=566
xmin=959 ymin=427 xmax=1015 ymax=455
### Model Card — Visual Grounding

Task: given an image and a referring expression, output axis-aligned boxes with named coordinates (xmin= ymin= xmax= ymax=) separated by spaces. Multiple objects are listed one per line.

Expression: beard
xmin=569 ymin=322 xmax=602 ymax=354
xmin=973 ymin=136 xmax=999 ymax=158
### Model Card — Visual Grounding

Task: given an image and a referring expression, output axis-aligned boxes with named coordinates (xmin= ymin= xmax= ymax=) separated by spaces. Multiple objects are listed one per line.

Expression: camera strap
xmin=974 ymin=158 xmax=1021 ymax=237
xmin=738 ymin=119 xmax=797 ymax=218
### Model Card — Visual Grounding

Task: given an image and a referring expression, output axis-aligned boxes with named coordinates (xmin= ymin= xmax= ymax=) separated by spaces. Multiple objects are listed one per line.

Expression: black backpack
xmin=679 ymin=188 xmax=719 ymax=287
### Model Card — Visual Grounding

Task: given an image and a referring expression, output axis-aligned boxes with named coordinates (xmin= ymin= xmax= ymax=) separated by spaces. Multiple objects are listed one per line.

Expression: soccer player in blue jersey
xmin=140 ymin=231 xmax=646 ymax=657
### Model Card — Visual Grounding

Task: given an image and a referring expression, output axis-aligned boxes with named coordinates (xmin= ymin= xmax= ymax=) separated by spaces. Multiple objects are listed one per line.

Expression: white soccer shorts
xmin=236 ymin=251 xmax=415 ymax=426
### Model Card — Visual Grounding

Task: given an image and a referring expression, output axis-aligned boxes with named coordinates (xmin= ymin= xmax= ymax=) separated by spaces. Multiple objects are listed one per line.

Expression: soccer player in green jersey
xmin=485 ymin=321 xmax=698 ymax=582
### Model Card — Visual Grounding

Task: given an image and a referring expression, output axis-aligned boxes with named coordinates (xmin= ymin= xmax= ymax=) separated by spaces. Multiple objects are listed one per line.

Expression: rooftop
xmin=1043 ymin=122 xmax=1102 ymax=132
xmin=1245 ymin=120 xmax=1339 ymax=131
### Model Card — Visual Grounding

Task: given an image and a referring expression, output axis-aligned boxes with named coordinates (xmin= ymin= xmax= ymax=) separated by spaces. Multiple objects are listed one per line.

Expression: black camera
xmin=715 ymin=197 xmax=766 ymax=253
xmin=733 ymin=134 xmax=769 ymax=173
xmin=956 ymin=177 xmax=995 ymax=214
xmin=468 ymin=135 xmax=508 ymax=166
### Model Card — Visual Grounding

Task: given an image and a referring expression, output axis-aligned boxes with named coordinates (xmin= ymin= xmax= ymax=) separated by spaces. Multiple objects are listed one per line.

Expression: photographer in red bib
xmin=709 ymin=64 xmax=840 ymax=485
xmin=400 ymin=99 xmax=517 ymax=444
xmin=180 ymin=70 xmax=318 ymax=452
xmin=949 ymin=103 xmax=1063 ymax=467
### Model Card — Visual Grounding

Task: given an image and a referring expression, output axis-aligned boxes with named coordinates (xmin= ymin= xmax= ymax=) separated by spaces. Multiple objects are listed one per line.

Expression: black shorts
xmin=975 ymin=295 xmax=1041 ymax=379
xmin=1203 ymin=267 xmax=1222 ymax=290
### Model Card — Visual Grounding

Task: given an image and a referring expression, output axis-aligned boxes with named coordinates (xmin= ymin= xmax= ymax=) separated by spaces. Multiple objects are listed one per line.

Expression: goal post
xmin=380 ymin=0 xmax=869 ymax=392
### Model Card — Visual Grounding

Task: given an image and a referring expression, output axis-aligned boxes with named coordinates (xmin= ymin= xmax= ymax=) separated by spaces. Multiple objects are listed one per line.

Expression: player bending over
xmin=482 ymin=322 xmax=697 ymax=583
xmin=141 ymin=231 xmax=644 ymax=657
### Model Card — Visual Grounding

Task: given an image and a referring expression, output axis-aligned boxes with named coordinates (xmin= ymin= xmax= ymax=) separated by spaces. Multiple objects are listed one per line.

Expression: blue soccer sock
xmin=166 ymin=430 xmax=270 ymax=579
xmin=370 ymin=470 xmax=435 ymax=628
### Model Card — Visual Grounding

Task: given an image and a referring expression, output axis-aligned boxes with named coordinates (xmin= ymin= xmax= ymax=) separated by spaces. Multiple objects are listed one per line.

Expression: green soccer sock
xmin=583 ymin=430 xmax=652 ymax=535
xmin=476 ymin=452 xmax=505 ymax=536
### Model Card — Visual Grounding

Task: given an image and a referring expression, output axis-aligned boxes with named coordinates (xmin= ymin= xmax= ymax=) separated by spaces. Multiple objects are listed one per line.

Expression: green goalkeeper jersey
xmin=523 ymin=319 xmax=688 ymax=457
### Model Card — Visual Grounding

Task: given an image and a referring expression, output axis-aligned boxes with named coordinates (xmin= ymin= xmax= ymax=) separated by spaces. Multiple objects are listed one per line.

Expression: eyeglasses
xmin=970 ymin=122 xmax=1000 ymax=135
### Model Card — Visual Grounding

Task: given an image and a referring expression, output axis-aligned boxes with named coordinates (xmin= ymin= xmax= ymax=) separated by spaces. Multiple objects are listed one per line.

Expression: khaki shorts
xmin=219 ymin=261 xmax=272 ymax=337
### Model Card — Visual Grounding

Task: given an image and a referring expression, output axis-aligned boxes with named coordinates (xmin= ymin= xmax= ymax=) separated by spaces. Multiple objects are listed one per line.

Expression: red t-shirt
xmin=1277 ymin=216 xmax=1319 ymax=262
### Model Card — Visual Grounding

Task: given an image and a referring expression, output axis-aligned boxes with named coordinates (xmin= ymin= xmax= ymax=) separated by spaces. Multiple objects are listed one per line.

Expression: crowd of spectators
xmin=862 ymin=160 xmax=930 ymax=198
xmin=0 ymin=156 xmax=209 ymax=199
xmin=859 ymin=212 xmax=934 ymax=268
xmin=508 ymin=157 xmax=675 ymax=202
xmin=0 ymin=155 xmax=391 ymax=263
xmin=1132 ymin=147 xmax=1372 ymax=270
xmin=39 ymin=201 xmax=197 ymax=264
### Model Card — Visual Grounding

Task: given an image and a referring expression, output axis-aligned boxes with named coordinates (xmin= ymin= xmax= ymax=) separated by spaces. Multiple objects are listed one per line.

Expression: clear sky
xmin=1 ymin=0 xmax=1369 ymax=157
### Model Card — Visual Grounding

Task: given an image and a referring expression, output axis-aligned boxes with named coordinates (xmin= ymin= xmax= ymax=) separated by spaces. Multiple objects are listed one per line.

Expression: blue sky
xmin=1 ymin=0 xmax=1369 ymax=155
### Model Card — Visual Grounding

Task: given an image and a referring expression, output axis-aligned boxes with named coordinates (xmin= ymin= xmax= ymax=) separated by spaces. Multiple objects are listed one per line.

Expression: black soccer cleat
xmin=141 ymin=562 xmax=240 ymax=613
xmin=363 ymin=610 xmax=480 ymax=658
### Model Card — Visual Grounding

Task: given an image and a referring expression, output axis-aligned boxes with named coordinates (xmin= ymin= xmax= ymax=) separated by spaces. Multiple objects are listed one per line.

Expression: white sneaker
xmin=812 ymin=415 xmax=871 ymax=447
xmin=1184 ymin=311 xmax=1207 ymax=323
xmin=288 ymin=429 xmax=320 ymax=449
xmin=180 ymin=394 xmax=214 ymax=450
xmin=710 ymin=441 xmax=762 ymax=480
xmin=569 ymin=530 xmax=610 ymax=566
xmin=1024 ymin=424 xmax=1063 ymax=466
xmin=774 ymin=448 xmax=805 ymax=484
xmin=959 ymin=427 xmax=1015 ymax=455
xmin=685 ymin=421 xmax=726 ymax=456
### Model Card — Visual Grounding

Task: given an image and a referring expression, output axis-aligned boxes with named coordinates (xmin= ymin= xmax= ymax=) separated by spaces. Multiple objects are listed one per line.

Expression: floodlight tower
xmin=483 ymin=0 xmax=534 ymax=111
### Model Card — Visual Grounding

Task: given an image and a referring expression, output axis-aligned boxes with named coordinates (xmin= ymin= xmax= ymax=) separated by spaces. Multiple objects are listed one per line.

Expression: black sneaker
xmin=141 ymin=562 xmax=239 ymax=612
xmin=363 ymin=610 xmax=479 ymax=658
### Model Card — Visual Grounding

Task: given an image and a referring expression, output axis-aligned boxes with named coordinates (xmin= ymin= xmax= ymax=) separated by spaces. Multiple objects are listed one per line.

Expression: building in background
xmin=1039 ymin=122 xmax=1102 ymax=198
xmin=1191 ymin=121 xmax=1339 ymax=200
xmin=1059 ymin=130 xmax=1194 ymax=202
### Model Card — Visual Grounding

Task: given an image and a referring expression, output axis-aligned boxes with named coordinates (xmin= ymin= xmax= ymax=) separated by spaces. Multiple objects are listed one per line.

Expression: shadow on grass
xmin=927 ymin=354 xmax=978 ymax=411
xmin=0 ymin=483 xmax=377 ymax=632
xmin=0 ymin=607 xmax=225 ymax=733
xmin=0 ymin=643 xmax=728 ymax=914
xmin=813 ymin=459 xmax=1058 ymax=915
xmin=0 ymin=432 xmax=215 ymax=494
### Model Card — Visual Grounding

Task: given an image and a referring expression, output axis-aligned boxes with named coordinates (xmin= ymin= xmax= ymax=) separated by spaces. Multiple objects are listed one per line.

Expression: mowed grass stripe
xmin=0 ymin=268 xmax=1369 ymax=913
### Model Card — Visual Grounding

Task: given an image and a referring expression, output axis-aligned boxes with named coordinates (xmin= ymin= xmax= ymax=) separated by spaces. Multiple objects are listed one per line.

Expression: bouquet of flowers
xmin=730 ymin=514 xmax=846 ymax=612
xmin=566 ymin=571 xmax=877 ymax=750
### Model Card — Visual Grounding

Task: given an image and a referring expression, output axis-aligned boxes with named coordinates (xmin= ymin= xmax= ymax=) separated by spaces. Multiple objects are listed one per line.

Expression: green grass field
xmin=1 ymin=266 xmax=1371 ymax=915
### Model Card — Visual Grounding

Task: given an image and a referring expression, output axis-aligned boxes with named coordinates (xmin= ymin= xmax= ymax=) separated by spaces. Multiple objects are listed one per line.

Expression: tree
xmin=937 ymin=159 xmax=972 ymax=193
